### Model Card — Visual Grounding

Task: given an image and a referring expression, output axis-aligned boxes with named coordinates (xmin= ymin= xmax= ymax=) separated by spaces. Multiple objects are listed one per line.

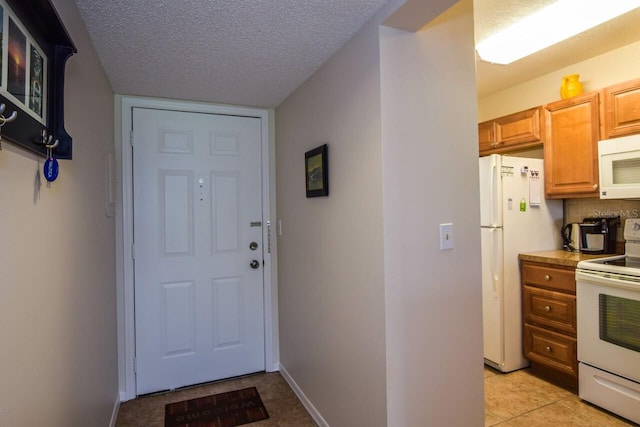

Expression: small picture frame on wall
xmin=305 ymin=144 xmax=328 ymax=197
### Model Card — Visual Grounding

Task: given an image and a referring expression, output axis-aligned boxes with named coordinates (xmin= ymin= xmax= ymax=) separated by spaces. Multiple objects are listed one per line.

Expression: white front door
xmin=132 ymin=107 xmax=265 ymax=395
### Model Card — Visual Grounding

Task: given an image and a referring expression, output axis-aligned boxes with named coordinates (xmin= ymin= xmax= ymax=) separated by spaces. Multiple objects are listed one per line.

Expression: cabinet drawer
xmin=523 ymin=285 xmax=576 ymax=335
xmin=524 ymin=324 xmax=577 ymax=378
xmin=521 ymin=263 xmax=575 ymax=293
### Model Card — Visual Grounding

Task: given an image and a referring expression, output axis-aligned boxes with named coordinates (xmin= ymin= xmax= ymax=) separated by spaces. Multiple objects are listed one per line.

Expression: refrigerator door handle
xmin=490 ymin=156 xmax=499 ymax=226
xmin=491 ymin=228 xmax=500 ymax=292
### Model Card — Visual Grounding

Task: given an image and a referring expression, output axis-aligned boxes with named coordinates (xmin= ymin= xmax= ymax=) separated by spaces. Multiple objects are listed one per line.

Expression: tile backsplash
xmin=565 ymin=198 xmax=640 ymax=245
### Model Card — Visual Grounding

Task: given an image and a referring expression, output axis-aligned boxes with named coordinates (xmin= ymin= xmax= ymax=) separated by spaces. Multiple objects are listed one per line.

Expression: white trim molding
xmin=109 ymin=391 xmax=121 ymax=427
xmin=115 ymin=95 xmax=279 ymax=401
xmin=280 ymin=365 xmax=330 ymax=427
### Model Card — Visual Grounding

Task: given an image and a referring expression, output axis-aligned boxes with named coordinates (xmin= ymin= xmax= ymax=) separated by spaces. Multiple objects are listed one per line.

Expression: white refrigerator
xmin=479 ymin=154 xmax=563 ymax=372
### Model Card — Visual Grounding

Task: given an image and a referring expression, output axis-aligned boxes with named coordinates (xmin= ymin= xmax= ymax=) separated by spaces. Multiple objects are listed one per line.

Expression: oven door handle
xmin=576 ymin=269 xmax=640 ymax=291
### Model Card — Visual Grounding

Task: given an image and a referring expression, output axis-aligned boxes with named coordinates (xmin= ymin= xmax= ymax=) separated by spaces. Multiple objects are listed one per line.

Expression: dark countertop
xmin=518 ymin=250 xmax=615 ymax=268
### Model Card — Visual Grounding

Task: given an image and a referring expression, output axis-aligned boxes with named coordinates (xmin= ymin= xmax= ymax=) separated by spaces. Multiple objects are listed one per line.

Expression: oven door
xmin=576 ymin=269 xmax=640 ymax=383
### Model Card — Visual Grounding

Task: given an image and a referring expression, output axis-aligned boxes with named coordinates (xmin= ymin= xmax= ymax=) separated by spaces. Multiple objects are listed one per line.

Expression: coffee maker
xmin=579 ymin=217 xmax=619 ymax=254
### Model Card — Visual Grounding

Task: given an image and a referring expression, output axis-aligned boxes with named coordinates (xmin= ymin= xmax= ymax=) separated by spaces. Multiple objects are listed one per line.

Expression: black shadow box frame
xmin=305 ymin=144 xmax=328 ymax=197
xmin=3 ymin=0 xmax=76 ymax=159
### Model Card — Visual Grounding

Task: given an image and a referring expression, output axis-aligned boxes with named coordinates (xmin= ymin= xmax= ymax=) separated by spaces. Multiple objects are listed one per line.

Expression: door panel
xmin=133 ymin=107 xmax=264 ymax=395
xmin=161 ymin=171 xmax=194 ymax=255
xmin=161 ymin=280 xmax=196 ymax=356
xmin=212 ymin=173 xmax=240 ymax=251
xmin=212 ymin=277 xmax=243 ymax=348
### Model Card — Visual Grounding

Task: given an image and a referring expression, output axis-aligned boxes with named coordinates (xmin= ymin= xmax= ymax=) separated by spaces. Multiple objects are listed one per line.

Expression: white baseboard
xmin=267 ymin=362 xmax=280 ymax=372
xmin=279 ymin=364 xmax=329 ymax=427
xmin=109 ymin=391 xmax=121 ymax=427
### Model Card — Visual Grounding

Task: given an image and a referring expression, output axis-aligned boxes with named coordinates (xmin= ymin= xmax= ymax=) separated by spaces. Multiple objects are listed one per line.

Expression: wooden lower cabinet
xmin=523 ymin=285 xmax=576 ymax=335
xmin=521 ymin=261 xmax=578 ymax=391
xmin=524 ymin=324 xmax=578 ymax=380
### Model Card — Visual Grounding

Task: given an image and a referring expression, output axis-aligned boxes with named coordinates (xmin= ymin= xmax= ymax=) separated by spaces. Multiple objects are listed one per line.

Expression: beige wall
xmin=381 ymin=1 xmax=484 ymax=425
xmin=0 ymin=0 xmax=117 ymax=425
xmin=274 ymin=2 xmax=393 ymax=425
xmin=478 ymin=39 xmax=640 ymax=121
xmin=276 ymin=0 xmax=484 ymax=425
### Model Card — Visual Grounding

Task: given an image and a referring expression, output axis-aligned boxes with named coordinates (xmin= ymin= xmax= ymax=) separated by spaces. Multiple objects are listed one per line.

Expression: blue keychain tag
xmin=44 ymin=156 xmax=59 ymax=182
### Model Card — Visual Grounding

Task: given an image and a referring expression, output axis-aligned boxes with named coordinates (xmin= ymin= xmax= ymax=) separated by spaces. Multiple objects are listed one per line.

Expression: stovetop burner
xmin=601 ymin=256 xmax=640 ymax=269
xmin=577 ymin=219 xmax=640 ymax=277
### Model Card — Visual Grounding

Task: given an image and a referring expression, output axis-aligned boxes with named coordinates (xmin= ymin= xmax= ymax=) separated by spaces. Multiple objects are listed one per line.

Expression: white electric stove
xmin=575 ymin=218 xmax=640 ymax=425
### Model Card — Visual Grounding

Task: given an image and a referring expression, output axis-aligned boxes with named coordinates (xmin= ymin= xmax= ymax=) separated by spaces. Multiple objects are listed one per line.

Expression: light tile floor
xmin=484 ymin=366 xmax=639 ymax=426
xmin=116 ymin=368 xmax=639 ymax=426
xmin=115 ymin=372 xmax=316 ymax=427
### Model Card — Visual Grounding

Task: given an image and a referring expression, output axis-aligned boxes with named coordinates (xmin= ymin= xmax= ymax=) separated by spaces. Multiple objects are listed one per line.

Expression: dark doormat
xmin=165 ymin=386 xmax=269 ymax=427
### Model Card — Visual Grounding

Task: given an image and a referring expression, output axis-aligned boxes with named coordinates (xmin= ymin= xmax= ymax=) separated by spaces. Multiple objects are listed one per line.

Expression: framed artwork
xmin=0 ymin=0 xmax=76 ymax=159
xmin=305 ymin=144 xmax=328 ymax=197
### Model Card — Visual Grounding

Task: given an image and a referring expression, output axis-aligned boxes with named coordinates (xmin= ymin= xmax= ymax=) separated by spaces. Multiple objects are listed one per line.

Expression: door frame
xmin=115 ymin=95 xmax=279 ymax=401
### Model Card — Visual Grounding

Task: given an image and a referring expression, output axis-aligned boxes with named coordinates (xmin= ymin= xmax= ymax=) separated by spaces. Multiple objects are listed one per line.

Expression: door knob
xmin=250 ymin=260 xmax=260 ymax=269
xmin=249 ymin=242 xmax=258 ymax=251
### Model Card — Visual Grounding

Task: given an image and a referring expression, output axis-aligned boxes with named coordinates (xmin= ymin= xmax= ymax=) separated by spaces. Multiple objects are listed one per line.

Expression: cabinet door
xmin=478 ymin=121 xmax=495 ymax=155
xmin=494 ymin=106 xmax=543 ymax=147
xmin=479 ymin=107 xmax=543 ymax=156
xmin=544 ymin=92 xmax=600 ymax=198
xmin=603 ymin=78 xmax=640 ymax=138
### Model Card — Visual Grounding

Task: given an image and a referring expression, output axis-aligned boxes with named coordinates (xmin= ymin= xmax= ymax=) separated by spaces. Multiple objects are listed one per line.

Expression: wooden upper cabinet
xmin=479 ymin=106 xmax=544 ymax=156
xmin=544 ymin=91 xmax=600 ymax=198
xmin=478 ymin=121 xmax=495 ymax=154
xmin=603 ymin=78 xmax=640 ymax=138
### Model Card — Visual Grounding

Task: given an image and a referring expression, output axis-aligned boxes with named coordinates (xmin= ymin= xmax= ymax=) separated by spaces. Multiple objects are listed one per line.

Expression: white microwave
xmin=599 ymin=134 xmax=640 ymax=199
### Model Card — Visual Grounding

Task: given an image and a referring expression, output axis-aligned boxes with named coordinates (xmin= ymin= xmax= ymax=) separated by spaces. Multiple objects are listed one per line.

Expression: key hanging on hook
xmin=43 ymin=137 xmax=60 ymax=186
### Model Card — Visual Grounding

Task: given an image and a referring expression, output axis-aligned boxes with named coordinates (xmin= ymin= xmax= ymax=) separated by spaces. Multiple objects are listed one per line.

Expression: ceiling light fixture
xmin=476 ymin=0 xmax=640 ymax=65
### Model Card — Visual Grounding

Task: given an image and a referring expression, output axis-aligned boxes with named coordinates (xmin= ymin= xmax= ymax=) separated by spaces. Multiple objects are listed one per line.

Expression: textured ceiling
xmin=72 ymin=0 xmax=640 ymax=107
xmin=72 ymin=0 xmax=389 ymax=108
xmin=474 ymin=0 xmax=640 ymax=97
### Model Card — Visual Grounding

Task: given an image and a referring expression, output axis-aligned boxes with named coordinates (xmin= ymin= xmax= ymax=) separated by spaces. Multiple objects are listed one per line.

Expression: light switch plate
xmin=440 ymin=223 xmax=454 ymax=250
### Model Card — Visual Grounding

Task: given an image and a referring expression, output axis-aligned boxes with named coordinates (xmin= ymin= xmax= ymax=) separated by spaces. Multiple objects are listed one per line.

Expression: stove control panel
xmin=624 ymin=219 xmax=640 ymax=258
xmin=624 ymin=218 xmax=640 ymax=241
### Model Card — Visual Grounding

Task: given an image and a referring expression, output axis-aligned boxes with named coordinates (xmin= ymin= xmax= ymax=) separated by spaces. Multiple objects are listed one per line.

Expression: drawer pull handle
xmin=545 ymin=346 xmax=552 ymax=352
xmin=544 ymin=274 xmax=551 ymax=281
xmin=545 ymin=305 xmax=551 ymax=312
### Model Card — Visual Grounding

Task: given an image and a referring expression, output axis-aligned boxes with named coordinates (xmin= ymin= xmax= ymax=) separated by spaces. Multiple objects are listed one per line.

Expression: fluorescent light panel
xmin=476 ymin=0 xmax=640 ymax=65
